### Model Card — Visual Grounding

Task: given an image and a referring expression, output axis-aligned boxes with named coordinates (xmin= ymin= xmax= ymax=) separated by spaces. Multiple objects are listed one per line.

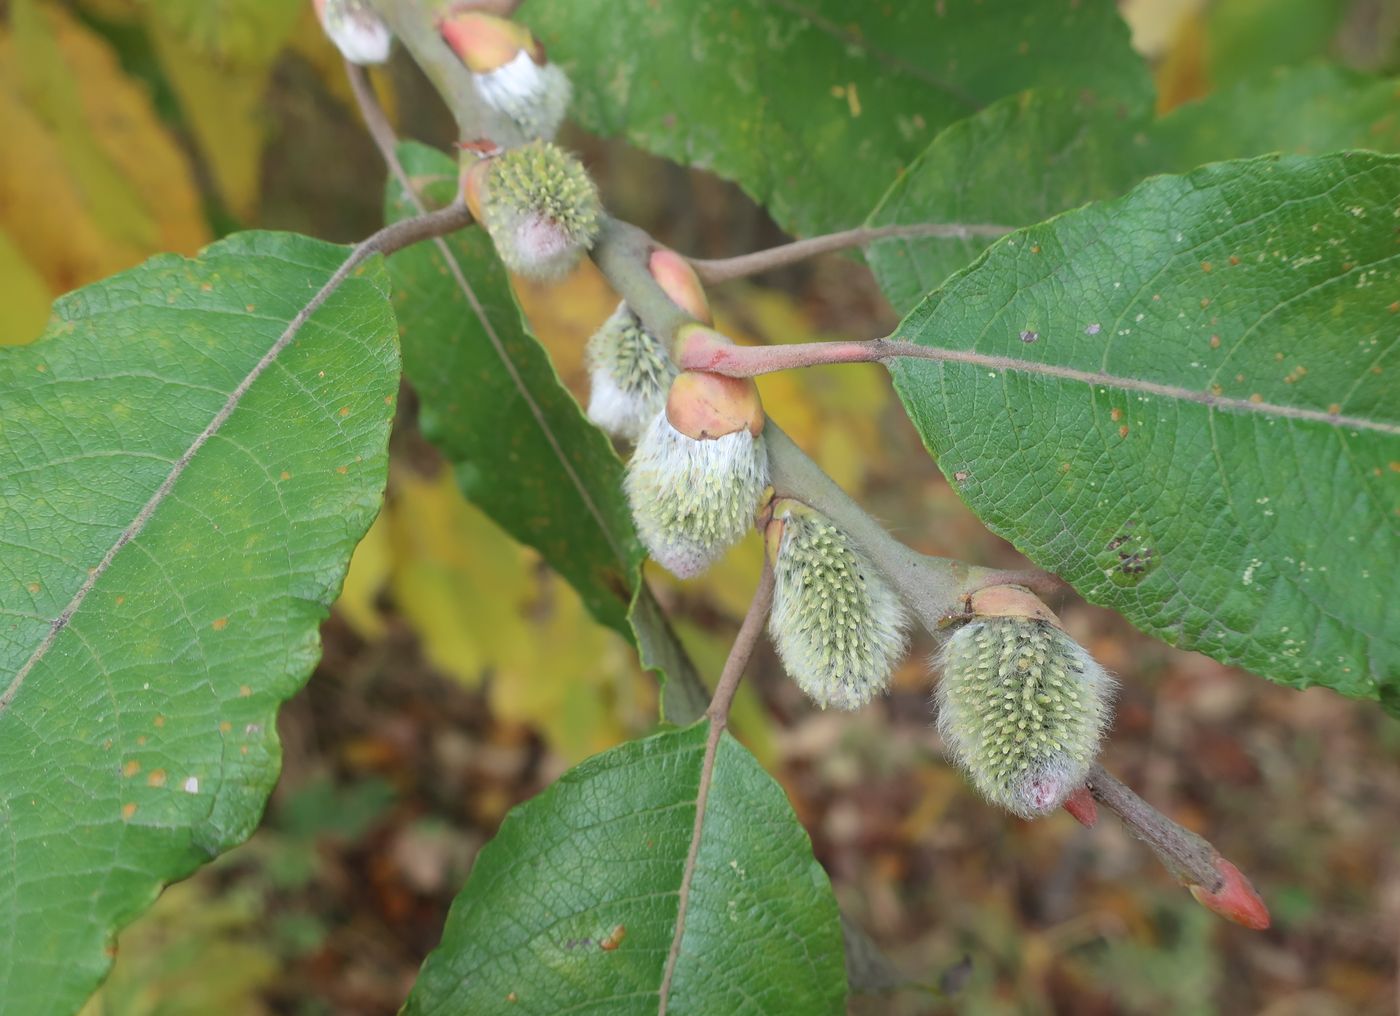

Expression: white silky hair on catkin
xmin=318 ymin=0 xmax=392 ymax=64
xmin=624 ymin=413 xmax=769 ymax=578
xmin=934 ymin=618 xmax=1115 ymax=819
xmin=586 ymin=305 xmax=676 ymax=440
xmin=496 ymin=210 xmax=580 ymax=280
xmin=769 ymin=507 xmax=909 ymax=710
xmin=474 ymin=52 xmax=571 ymax=142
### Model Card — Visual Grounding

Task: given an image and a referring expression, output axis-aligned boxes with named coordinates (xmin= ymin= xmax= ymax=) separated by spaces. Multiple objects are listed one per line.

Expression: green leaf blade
xmin=867 ymin=65 xmax=1400 ymax=311
xmin=525 ymin=0 xmax=1151 ymax=235
xmin=405 ymin=724 xmax=846 ymax=1015
xmin=0 ymin=233 xmax=399 ymax=1014
xmin=889 ymin=153 xmax=1399 ymax=700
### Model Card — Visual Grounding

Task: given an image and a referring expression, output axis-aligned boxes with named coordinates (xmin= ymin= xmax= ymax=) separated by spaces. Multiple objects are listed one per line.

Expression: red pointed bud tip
xmin=649 ymin=249 xmax=711 ymax=325
xmin=665 ymin=371 xmax=764 ymax=441
xmin=1188 ymin=858 xmax=1271 ymax=931
xmin=968 ymin=584 xmax=1063 ymax=629
xmin=439 ymin=11 xmax=540 ymax=73
xmin=1062 ymin=787 xmax=1098 ymax=828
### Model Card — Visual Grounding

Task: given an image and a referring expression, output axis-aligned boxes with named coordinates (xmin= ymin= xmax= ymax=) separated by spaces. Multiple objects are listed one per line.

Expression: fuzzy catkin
xmin=624 ymin=414 xmax=768 ymax=578
xmin=481 ymin=142 xmax=600 ymax=280
xmin=473 ymin=51 xmax=571 ymax=143
xmin=769 ymin=505 xmax=908 ymax=710
xmin=936 ymin=618 xmax=1114 ymax=818
xmin=586 ymin=305 xmax=677 ymax=440
xmin=315 ymin=0 xmax=391 ymax=64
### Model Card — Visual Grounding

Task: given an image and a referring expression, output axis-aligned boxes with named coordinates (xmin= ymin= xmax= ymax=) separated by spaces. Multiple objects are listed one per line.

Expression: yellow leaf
xmin=0 ymin=2 xmax=206 ymax=296
xmin=387 ymin=470 xmax=531 ymax=686
xmin=5 ymin=2 xmax=205 ymax=255
xmin=385 ymin=470 xmax=644 ymax=762
xmin=335 ymin=506 xmax=392 ymax=641
xmin=146 ymin=17 xmax=271 ymax=222
xmin=146 ymin=0 xmax=301 ymax=66
xmin=0 ymin=228 xmax=54 ymax=345
xmin=513 ymin=259 xmax=620 ymax=399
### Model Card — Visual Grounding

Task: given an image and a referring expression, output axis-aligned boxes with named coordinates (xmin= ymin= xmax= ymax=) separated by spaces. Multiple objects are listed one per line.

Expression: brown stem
xmin=681 ymin=334 xmax=1395 ymax=436
xmin=346 ymin=60 xmax=416 ymax=200
xmin=689 ymin=221 xmax=1014 ymax=284
xmin=1086 ymin=763 xmax=1269 ymax=929
xmin=658 ymin=561 xmax=776 ymax=1014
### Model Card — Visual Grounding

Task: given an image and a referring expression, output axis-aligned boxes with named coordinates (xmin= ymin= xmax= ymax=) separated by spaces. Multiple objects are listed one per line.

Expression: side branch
xmin=1087 ymin=764 xmax=1270 ymax=929
xmin=682 ymin=335 xmax=1397 ymax=436
xmin=689 ymin=221 xmax=1014 ymax=284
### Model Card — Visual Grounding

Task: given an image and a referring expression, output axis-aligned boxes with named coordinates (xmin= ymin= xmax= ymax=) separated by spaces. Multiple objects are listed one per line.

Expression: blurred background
xmin=2 ymin=0 xmax=1398 ymax=1012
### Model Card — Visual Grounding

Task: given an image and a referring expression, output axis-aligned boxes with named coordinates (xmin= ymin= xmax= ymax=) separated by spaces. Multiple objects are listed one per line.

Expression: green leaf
xmin=384 ymin=143 xmax=707 ymax=723
xmin=524 ymin=0 xmax=1150 ymax=235
xmin=888 ymin=152 xmax=1399 ymax=701
xmin=1144 ymin=64 xmax=1400 ymax=173
xmin=866 ymin=87 xmax=1148 ymax=314
xmin=868 ymin=66 xmax=1400 ymax=312
xmin=404 ymin=723 xmax=846 ymax=1014
xmin=0 ymin=232 xmax=398 ymax=1013
xmin=1204 ymin=0 xmax=1347 ymax=89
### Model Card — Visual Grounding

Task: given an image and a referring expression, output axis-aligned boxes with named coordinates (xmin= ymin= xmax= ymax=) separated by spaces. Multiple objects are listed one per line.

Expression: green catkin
xmin=624 ymin=414 xmax=768 ymax=579
xmin=936 ymin=617 xmax=1114 ymax=818
xmin=480 ymin=142 xmax=601 ymax=280
xmin=769 ymin=504 xmax=908 ymax=710
xmin=586 ymin=304 xmax=677 ymax=440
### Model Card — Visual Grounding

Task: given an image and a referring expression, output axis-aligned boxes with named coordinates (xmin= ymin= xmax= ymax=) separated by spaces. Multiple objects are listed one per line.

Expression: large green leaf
xmin=523 ymin=0 xmax=1151 ymax=235
xmin=0 ymin=233 xmax=398 ymax=1013
xmin=384 ymin=143 xmax=707 ymax=722
xmin=868 ymin=65 xmax=1400 ymax=312
xmin=405 ymin=723 xmax=846 ymax=1014
xmin=889 ymin=153 xmax=1399 ymax=703
xmin=1144 ymin=64 xmax=1400 ymax=172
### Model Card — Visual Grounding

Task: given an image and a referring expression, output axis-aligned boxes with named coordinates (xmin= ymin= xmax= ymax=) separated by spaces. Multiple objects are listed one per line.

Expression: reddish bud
xmin=439 ymin=11 xmax=541 ymax=73
xmin=649 ymin=249 xmax=711 ymax=324
xmin=967 ymin=584 xmax=1063 ymax=629
xmin=1188 ymin=858 xmax=1271 ymax=931
xmin=1062 ymin=787 xmax=1098 ymax=828
xmin=665 ymin=371 xmax=764 ymax=441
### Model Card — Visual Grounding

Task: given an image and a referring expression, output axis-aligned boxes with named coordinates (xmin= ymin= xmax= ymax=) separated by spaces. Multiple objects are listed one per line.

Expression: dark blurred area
xmin=3 ymin=1 xmax=1395 ymax=1014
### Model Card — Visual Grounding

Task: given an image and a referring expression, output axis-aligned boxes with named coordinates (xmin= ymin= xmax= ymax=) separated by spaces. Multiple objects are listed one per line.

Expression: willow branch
xmin=1087 ymin=763 xmax=1269 ymax=929
xmin=372 ymin=0 xmax=488 ymax=137
xmin=689 ymin=221 xmax=1014 ymax=284
xmin=345 ymin=60 xmax=419 ymax=204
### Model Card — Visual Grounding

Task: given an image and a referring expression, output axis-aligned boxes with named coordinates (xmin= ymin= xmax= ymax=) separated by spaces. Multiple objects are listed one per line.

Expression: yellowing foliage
xmin=337 ymin=470 xmax=650 ymax=763
xmin=0 ymin=0 xmax=207 ymax=341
